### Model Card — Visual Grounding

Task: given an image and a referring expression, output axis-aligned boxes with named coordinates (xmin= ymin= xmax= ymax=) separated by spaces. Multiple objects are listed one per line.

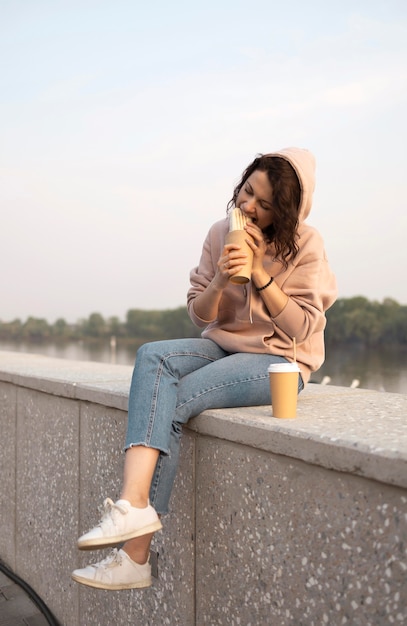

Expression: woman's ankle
xmin=123 ymin=534 xmax=154 ymax=565
xmin=120 ymin=495 xmax=149 ymax=509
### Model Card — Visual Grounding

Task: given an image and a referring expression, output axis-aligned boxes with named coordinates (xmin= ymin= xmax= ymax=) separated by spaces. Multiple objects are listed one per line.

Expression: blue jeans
xmin=125 ymin=338 xmax=303 ymax=514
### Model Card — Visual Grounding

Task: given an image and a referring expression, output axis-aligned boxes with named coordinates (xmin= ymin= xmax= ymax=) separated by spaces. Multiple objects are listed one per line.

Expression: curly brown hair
xmin=228 ymin=155 xmax=302 ymax=267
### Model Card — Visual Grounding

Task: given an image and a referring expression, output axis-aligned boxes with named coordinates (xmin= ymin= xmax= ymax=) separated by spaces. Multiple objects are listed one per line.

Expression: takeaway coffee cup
xmin=268 ymin=362 xmax=301 ymax=418
xmin=225 ymin=230 xmax=254 ymax=284
xmin=225 ymin=207 xmax=254 ymax=284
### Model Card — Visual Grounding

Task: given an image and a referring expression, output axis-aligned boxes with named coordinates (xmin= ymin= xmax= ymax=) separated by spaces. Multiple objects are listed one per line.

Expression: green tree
xmin=107 ymin=316 xmax=124 ymax=337
xmin=22 ymin=317 xmax=51 ymax=341
xmin=53 ymin=318 xmax=71 ymax=339
xmin=380 ymin=301 xmax=407 ymax=344
xmin=343 ymin=307 xmax=381 ymax=345
xmin=126 ymin=309 xmax=163 ymax=339
xmin=160 ymin=307 xmax=200 ymax=338
xmin=0 ymin=318 xmax=23 ymax=340
xmin=325 ymin=296 xmax=407 ymax=347
xmin=82 ymin=313 xmax=107 ymax=338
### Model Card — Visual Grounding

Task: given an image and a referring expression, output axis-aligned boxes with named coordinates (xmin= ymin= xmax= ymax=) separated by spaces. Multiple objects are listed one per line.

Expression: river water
xmin=0 ymin=340 xmax=406 ymax=395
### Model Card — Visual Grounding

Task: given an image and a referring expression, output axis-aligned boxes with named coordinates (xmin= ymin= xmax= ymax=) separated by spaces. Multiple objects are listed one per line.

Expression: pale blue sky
xmin=1 ymin=0 xmax=406 ymax=322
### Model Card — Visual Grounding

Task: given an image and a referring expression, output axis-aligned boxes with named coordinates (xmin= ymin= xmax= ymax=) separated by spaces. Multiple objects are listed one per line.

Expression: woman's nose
xmin=242 ymin=199 xmax=256 ymax=215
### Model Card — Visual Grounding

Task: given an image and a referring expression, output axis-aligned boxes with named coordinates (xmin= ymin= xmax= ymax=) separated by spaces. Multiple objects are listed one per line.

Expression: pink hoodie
xmin=187 ymin=148 xmax=337 ymax=384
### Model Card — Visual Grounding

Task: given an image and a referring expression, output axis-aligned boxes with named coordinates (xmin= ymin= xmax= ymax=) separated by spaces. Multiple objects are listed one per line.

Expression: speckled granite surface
xmin=0 ymin=351 xmax=406 ymax=625
xmin=195 ymin=438 xmax=406 ymax=625
xmin=189 ymin=384 xmax=407 ymax=488
xmin=1 ymin=350 xmax=406 ymax=487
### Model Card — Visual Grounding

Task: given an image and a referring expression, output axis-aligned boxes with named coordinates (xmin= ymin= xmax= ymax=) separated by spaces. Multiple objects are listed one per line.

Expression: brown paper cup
xmin=225 ymin=230 xmax=253 ymax=284
xmin=268 ymin=363 xmax=301 ymax=418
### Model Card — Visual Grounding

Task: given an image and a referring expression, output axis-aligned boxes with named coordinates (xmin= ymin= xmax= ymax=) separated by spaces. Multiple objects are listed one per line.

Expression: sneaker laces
xmin=103 ymin=498 xmax=129 ymax=515
xmin=93 ymin=548 xmax=123 ymax=570
xmin=96 ymin=498 xmax=129 ymax=526
xmin=86 ymin=498 xmax=130 ymax=537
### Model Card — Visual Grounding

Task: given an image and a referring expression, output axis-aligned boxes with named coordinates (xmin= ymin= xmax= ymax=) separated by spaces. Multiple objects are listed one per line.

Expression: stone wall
xmin=0 ymin=351 xmax=406 ymax=625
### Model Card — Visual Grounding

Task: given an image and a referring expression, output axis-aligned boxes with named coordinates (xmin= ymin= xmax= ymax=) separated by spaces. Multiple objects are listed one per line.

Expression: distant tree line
xmin=0 ymin=297 xmax=406 ymax=347
xmin=0 ymin=307 xmax=201 ymax=344
xmin=326 ymin=297 xmax=407 ymax=347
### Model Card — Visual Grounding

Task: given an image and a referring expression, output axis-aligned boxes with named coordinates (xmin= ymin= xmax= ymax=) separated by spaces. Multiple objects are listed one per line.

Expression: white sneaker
xmin=77 ymin=498 xmax=162 ymax=550
xmin=71 ymin=548 xmax=151 ymax=590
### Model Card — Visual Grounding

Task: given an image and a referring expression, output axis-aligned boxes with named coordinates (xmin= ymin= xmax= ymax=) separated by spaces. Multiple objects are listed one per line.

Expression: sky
xmin=1 ymin=0 xmax=406 ymax=323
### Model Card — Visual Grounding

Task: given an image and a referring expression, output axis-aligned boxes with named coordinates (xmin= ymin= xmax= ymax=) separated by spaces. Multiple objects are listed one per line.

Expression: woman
xmin=72 ymin=147 xmax=337 ymax=590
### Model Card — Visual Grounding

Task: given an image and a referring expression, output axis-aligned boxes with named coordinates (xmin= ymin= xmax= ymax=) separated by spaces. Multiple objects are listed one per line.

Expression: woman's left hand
xmin=244 ymin=222 xmax=268 ymax=273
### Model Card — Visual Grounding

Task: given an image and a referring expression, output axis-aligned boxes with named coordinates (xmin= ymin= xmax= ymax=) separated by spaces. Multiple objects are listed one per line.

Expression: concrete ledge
xmin=0 ymin=350 xmax=132 ymax=410
xmin=190 ymin=386 xmax=407 ymax=489
xmin=1 ymin=350 xmax=406 ymax=487
xmin=1 ymin=350 xmax=406 ymax=625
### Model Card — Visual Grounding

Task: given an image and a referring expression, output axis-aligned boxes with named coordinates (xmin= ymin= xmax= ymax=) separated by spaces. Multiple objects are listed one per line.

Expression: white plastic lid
xmin=267 ymin=362 xmax=301 ymax=373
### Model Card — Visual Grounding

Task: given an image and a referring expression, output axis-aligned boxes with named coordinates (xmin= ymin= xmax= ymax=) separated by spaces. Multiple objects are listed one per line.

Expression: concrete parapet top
xmin=0 ymin=350 xmax=132 ymax=411
xmin=1 ymin=350 xmax=406 ymax=489
xmin=190 ymin=386 xmax=407 ymax=489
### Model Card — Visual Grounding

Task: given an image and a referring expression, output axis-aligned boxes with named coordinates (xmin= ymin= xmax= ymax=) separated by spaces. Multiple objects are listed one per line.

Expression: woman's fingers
xmin=218 ymin=243 xmax=248 ymax=277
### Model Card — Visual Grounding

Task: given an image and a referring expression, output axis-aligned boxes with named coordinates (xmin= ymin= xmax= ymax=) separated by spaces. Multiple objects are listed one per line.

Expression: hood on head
xmin=265 ymin=147 xmax=316 ymax=222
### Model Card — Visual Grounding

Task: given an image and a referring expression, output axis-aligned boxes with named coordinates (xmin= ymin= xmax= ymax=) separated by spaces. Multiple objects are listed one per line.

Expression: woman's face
xmin=236 ymin=169 xmax=274 ymax=230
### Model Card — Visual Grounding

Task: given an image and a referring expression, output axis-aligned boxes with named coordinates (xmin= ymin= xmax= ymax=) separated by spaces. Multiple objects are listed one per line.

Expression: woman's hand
xmin=215 ymin=243 xmax=249 ymax=285
xmin=244 ymin=221 xmax=289 ymax=315
xmin=192 ymin=243 xmax=248 ymax=322
xmin=244 ymin=222 xmax=268 ymax=275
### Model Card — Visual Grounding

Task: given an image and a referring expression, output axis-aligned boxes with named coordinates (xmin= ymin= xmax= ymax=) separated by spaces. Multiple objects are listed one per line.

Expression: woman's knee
xmin=135 ymin=340 xmax=177 ymax=364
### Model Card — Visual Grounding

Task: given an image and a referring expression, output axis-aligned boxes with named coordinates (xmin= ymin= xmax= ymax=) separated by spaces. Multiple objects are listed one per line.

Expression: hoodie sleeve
xmin=187 ymin=219 xmax=226 ymax=326
xmin=272 ymin=225 xmax=337 ymax=342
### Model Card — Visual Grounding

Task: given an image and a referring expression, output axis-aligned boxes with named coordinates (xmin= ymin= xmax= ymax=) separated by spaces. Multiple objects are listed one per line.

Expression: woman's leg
xmin=121 ymin=446 xmax=160 ymax=507
xmin=78 ymin=338 xmax=228 ymax=562
xmin=120 ymin=338 xmax=228 ymax=562
xmin=73 ymin=343 xmax=302 ymax=586
xmin=148 ymin=351 xmax=303 ymax=515
xmin=123 ymin=342 xmax=290 ymax=517
xmin=124 ymin=338 xmax=228 ymax=454
xmin=121 ymin=351 xmax=300 ymax=564
xmin=119 ymin=447 xmax=159 ymax=564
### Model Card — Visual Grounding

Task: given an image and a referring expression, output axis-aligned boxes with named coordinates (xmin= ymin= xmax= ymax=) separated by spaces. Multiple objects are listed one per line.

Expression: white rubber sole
xmin=77 ymin=519 xmax=163 ymax=550
xmin=71 ymin=572 xmax=152 ymax=590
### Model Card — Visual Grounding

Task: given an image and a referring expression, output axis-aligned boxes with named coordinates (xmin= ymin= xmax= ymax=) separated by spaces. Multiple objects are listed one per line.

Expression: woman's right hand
xmin=192 ymin=243 xmax=249 ymax=321
xmin=216 ymin=243 xmax=248 ymax=285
